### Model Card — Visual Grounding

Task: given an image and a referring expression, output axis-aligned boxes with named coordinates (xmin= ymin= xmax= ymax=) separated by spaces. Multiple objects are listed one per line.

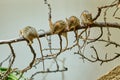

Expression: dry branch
xmin=98 ymin=65 xmax=120 ymax=80
xmin=1 ymin=43 xmax=16 ymax=80
xmin=0 ymin=22 xmax=120 ymax=45
xmin=0 ymin=0 xmax=120 ymax=79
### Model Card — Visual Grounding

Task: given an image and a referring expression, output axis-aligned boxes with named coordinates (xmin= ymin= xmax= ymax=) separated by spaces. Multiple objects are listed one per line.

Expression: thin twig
xmin=2 ymin=43 xmax=16 ymax=80
xmin=0 ymin=54 xmax=11 ymax=67
xmin=87 ymin=27 xmax=103 ymax=44
xmin=44 ymin=0 xmax=52 ymax=19
xmin=30 ymin=67 xmax=67 ymax=79
xmin=18 ymin=42 xmax=36 ymax=79
xmin=75 ymin=46 xmax=120 ymax=65
xmin=93 ymin=3 xmax=117 ymax=21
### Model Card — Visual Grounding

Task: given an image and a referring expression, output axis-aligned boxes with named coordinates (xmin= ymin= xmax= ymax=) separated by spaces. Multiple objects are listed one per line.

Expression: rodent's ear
xmin=19 ymin=30 xmax=22 ymax=37
xmin=66 ymin=18 xmax=68 ymax=22
xmin=83 ymin=13 xmax=86 ymax=17
xmin=90 ymin=14 xmax=92 ymax=18
xmin=19 ymin=30 xmax=21 ymax=33
xmin=65 ymin=18 xmax=70 ymax=31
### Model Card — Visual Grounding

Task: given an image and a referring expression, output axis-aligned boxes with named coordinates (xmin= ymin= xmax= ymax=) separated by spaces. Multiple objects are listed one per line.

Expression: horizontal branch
xmin=0 ymin=22 xmax=120 ymax=44
xmin=30 ymin=67 xmax=68 ymax=79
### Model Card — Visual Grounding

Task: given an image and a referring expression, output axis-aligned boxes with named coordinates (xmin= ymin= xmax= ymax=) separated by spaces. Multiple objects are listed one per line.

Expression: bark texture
xmin=98 ymin=65 xmax=120 ymax=80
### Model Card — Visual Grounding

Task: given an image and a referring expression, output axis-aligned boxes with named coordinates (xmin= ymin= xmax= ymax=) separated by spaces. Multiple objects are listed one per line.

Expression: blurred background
xmin=0 ymin=0 xmax=120 ymax=80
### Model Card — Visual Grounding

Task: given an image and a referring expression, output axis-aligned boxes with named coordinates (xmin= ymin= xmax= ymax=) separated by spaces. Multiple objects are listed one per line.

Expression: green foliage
xmin=0 ymin=67 xmax=26 ymax=80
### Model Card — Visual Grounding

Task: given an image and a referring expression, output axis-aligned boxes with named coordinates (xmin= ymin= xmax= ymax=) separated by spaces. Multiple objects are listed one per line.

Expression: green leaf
xmin=0 ymin=67 xmax=27 ymax=80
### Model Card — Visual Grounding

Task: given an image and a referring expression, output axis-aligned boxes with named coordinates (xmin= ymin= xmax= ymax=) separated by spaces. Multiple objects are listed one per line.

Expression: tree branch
xmin=0 ymin=22 xmax=120 ymax=45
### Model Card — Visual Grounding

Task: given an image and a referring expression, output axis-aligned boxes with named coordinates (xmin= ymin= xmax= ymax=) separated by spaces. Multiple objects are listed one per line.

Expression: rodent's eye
xmin=88 ymin=17 xmax=92 ymax=20
xmin=70 ymin=20 xmax=74 ymax=23
xmin=88 ymin=18 xmax=90 ymax=20
xmin=19 ymin=30 xmax=22 ymax=34
xmin=56 ymin=25 xmax=59 ymax=27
